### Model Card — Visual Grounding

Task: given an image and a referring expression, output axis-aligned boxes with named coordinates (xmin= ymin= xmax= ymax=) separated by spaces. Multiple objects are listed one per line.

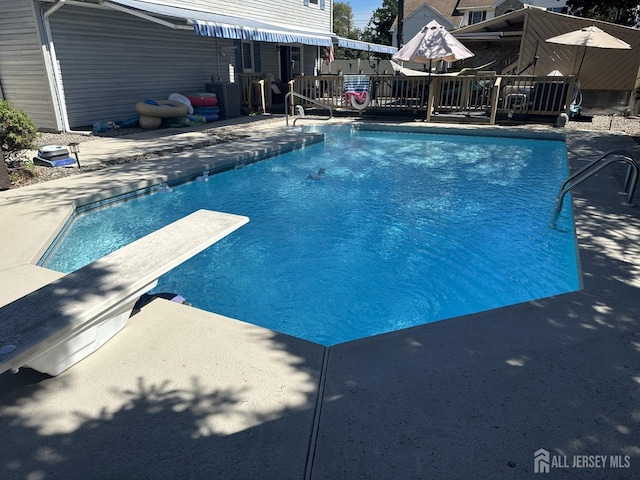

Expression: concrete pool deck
xmin=0 ymin=119 xmax=639 ymax=479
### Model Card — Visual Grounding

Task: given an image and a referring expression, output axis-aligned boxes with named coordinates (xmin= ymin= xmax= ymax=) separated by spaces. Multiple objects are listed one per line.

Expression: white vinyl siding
xmin=394 ymin=5 xmax=457 ymax=47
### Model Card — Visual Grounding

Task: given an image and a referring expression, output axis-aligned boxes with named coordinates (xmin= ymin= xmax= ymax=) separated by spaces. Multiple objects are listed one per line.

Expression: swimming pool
xmin=42 ymin=125 xmax=580 ymax=345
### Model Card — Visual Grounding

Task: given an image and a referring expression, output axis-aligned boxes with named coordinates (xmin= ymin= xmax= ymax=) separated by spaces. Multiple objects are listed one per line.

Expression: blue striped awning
xmin=192 ymin=21 xmax=333 ymax=46
xmin=337 ymin=37 xmax=397 ymax=55
xmin=105 ymin=0 xmax=334 ymax=47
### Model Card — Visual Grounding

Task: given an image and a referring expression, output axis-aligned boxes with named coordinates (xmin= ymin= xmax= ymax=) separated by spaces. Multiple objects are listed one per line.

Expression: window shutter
xmin=304 ymin=0 xmax=309 ymax=5
xmin=320 ymin=0 xmax=325 ymax=10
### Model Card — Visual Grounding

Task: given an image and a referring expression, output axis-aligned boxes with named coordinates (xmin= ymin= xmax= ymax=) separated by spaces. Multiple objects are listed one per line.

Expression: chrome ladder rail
xmin=551 ymin=149 xmax=639 ymax=228
xmin=284 ymin=91 xmax=333 ymax=126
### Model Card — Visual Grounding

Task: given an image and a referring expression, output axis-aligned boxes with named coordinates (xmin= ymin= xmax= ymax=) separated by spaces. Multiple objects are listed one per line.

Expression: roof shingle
xmin=398 ymin=0 xmax=463 ymax=28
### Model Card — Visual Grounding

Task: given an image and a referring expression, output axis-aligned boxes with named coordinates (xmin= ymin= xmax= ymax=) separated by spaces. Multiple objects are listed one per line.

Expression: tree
xmin=333 ymin=2 xmax=366 ymax=59
xmin=0 ymin=100 xmax=38 ymax=159
xmin=334 ymin=2 xmax=356 ymax=38
xmin=566 ymin=0 xmax=639 ymax=26
xmin=363 ymin=0 xmax=397 ymax=46
xmin=0 ymin=100 xmax=38 ymax=189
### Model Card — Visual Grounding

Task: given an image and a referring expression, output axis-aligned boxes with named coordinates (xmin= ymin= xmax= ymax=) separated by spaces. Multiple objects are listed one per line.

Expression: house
xmin=391 ymin=0 xmax=568 ymax=46
xmin=391 ymin=0 xmax=463 ymax=45
xmin=454 ymin=8 xmax=640 ymax=110
xmin=0 ymin=0 xmax=392 ymax=132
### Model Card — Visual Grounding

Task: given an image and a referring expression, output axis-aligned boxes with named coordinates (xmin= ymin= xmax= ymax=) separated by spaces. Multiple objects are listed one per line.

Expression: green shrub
xmin=0 ymin=100 xmax=38 ymax=159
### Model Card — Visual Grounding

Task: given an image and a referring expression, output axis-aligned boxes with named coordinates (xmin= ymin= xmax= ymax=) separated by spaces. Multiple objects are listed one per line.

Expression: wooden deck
xmin=240 ymin=73 xmax=576 ymax=125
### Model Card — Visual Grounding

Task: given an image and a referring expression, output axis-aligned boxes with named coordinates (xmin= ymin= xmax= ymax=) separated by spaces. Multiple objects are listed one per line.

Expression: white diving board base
xmin=21 ymin=279 xmax=158 ymax=376
xmin=0 ymin=209 xmax=249 ymax=376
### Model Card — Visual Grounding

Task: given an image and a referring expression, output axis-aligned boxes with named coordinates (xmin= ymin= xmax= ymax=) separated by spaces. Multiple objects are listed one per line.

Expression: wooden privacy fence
xmin=280 ymin=74 xmax=575 ymax=124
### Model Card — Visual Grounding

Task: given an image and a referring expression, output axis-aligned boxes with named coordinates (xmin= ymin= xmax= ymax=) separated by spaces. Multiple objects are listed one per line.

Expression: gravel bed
xmin=546 ymin=113 xmax=640 ymax=137
xmin=35 ymin=117 xmax=284 ymax=148
xmin=7 ymin=120 xmax=278 ymax=188
xmin=7 ymin=114 xmax=640 ymax=189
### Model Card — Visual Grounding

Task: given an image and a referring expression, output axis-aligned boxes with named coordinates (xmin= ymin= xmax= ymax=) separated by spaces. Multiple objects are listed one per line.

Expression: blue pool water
xmin=42 ymin=126 xmax=579 ymax=345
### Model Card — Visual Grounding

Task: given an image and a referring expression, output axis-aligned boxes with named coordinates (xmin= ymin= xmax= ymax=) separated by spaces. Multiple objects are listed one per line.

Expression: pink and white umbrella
xmin=393 ymin=20 xmax=474 ymax=66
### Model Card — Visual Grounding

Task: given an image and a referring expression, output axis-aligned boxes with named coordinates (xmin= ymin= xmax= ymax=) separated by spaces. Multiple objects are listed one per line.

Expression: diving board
xmin=0 ymin=209 xmax=249 ymax=376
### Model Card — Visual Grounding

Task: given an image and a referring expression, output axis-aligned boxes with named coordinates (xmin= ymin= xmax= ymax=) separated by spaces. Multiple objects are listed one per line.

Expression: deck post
xmin=489 ymin=77 xmax=502 ymax=125
xmin=426 ymin=78 xmax=437 ymax=122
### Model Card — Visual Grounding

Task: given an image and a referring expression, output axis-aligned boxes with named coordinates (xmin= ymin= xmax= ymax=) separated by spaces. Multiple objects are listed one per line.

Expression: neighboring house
xmin=454 ymin=8 xmax=640 ymax=110
xmin=459 ymin=0 xmax=569 ymax=26
xmin=456 ymin=0 xmax=499 ymax=27
xmin=521 ymin=0 xmax=568 ymax=13
xmin=391 ymin=0 xmax=568 ymax=46
xmin=391 ymin=0 xmax=462 ymax=46
xmin=0 ymin=0 xmax=391 ymax=131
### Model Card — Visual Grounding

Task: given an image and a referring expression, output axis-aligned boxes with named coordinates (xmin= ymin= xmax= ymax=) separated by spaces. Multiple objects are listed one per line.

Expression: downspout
xmin=42 ymin=0 xmax=92 ymax=134
xmin=44 ymin=0 xmax=66 ymax=17
xmin=397 ymin=0 xmax=404 ymax=48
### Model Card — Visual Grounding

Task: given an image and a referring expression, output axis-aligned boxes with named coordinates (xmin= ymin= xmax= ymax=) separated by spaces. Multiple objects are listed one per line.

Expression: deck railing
xmin=497 ymin=75 xmax=576 ymax=116
xmin=238 ymin=73 xmax=268 ymax=112
xmin=273 ymin=74 xmax=575 ymax=124
xmin=428 ymin=74 xmax=497 ymax=114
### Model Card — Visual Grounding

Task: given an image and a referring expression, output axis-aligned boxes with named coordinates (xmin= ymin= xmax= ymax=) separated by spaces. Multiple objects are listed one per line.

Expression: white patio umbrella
xmin=393 ymin=20 xmax=474 ymax=75
xmin=545 ymin=26 xmax=631 ymax=79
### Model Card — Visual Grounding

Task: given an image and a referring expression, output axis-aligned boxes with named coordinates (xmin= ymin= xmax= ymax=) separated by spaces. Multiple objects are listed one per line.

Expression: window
xmin=304 ymin=0 xmax=325 ymax=9
xmin=242 ymin=41 xmax=254 ymax=73
xmin=469 ymin=11 xmax=487 ymax=25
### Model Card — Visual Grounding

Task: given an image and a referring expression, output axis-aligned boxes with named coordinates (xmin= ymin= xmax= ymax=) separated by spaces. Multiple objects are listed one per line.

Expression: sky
xmin=343 ymin=0 xmax=384 ymax=29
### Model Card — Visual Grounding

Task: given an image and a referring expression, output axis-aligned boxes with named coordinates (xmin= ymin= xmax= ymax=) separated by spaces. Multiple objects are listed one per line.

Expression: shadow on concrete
xmin=312 ymin=285 xmax=639 ymax=479
xmin=310 ymin=156 xmax=640 ymax=479
xmin=0 ymin=323 xmax=324 ymax=480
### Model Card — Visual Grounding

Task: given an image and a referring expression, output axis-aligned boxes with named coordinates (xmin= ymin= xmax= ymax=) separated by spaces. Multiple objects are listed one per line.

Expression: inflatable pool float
xmin=135 ymin=99 xmax=189 ymax=118
xmin=165 ymin=115 xmax=209 ymax=128
xmin=192 ymin=106 xmax=220 ymax=122
xmin=168 ymin=93 xmax=194 ymax=114
xmin=120 ymin=115 xmax=140 ymax=128
xmin=199 ymin=113 xmax=219 ymax=122
xmin=184 ymin=93 xmax=218 ymax=107
xmin=135 ymin=99 xmax=189 ymax=129
xmin=193 ymin=106 xmax=220 ymax=115
xmin=139 ymin=116 xmax=162 ymax=130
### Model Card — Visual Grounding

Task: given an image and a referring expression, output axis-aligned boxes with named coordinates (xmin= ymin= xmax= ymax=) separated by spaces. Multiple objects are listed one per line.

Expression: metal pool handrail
xmin=284 ymin=91 xmax=333 ymax=126
xmin=550 ymin=149 xmax=639 ymax=228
